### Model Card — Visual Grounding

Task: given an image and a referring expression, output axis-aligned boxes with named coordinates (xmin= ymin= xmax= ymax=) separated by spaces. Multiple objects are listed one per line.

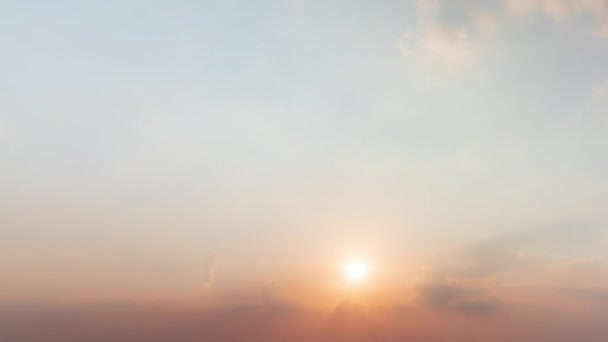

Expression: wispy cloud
xmin=201 ymin=250 xmax=218 ymax=288
xmin=593 ymin=78 xmax=608 ymax=98
xmin=399 ymin=0 xmax=478 ymax=68
xmin=411 ymin=218 xmax=608 ymax=317
xmin=400 ymin=26 xmax=475 ymax=67
xmin=506 ymin=0 xmax=608 ymax=36
xmin=402 ymin=0 xmax=608 ymax=69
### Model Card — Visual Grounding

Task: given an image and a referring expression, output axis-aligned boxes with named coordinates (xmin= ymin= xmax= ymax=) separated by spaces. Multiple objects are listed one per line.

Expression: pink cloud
xmin=402 ymin=0 xmax=608 ymax=69
xmin=506 ymin=0 xmax=608 ymax=37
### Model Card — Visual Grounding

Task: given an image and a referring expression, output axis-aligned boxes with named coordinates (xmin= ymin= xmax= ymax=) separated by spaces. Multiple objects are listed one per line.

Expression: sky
xmin=1 ymin=0 xmax=608 ymax=340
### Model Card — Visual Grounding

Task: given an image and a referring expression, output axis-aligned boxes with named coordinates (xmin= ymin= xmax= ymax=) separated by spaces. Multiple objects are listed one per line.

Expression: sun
xmin=345 ymin=261 xmax=368 ymax=283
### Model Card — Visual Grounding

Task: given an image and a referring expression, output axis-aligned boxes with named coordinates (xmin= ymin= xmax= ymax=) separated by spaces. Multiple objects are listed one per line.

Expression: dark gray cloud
xmin=418 ymin=282 xmax=499 ymax=313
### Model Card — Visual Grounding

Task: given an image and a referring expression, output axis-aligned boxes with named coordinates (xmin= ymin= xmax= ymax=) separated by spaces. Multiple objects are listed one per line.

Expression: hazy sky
xmin=2 ymin=0 xmax=608 ymax=340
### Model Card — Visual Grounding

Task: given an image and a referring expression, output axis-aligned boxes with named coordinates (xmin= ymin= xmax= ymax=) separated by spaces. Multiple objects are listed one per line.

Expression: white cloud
xmin=419 ymin=26 xmax=475 ymax=65
xmin=399 ymin=0 xmax=478 ymax=68
xmin=201 ymin=250 xmax=218 ymax=288
xmin=470 ymin=8 xmax=500 ymax=32
xmin=592 ymin=79 xmax=608 ymax=98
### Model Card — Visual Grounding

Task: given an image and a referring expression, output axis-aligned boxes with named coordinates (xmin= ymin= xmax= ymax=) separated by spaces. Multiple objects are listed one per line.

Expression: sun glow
xmin=345 ymin=261 xmax=368 ymax=283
